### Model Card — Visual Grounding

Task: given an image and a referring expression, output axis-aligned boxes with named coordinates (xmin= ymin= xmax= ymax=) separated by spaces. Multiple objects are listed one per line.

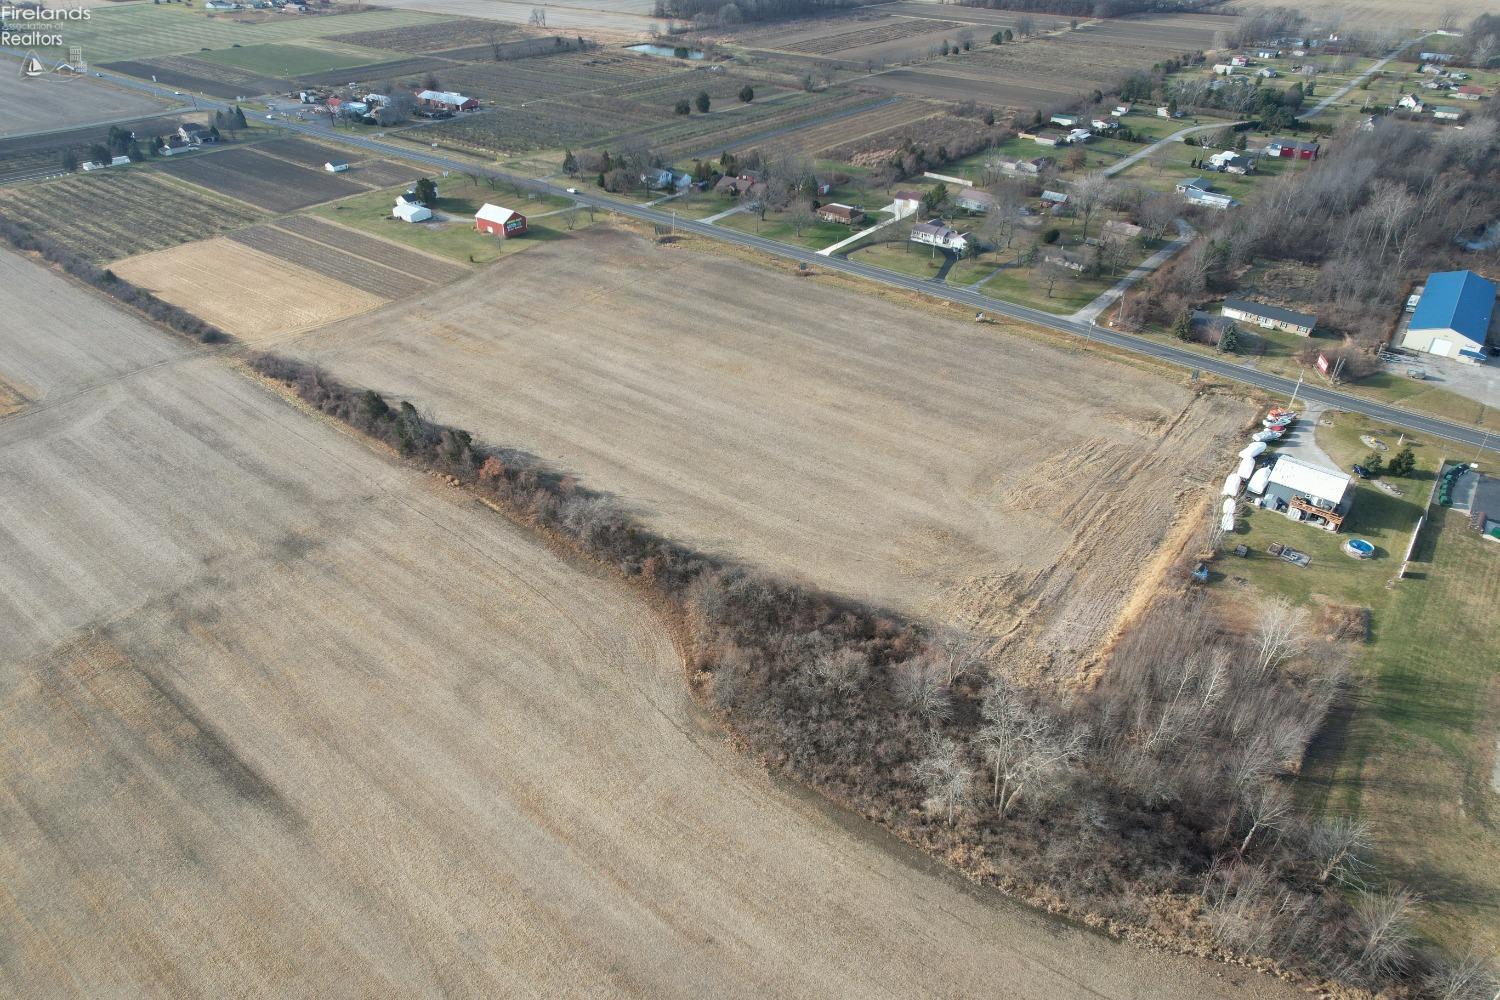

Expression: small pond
xmin=626 ymin=43 xmax=706 ymax=60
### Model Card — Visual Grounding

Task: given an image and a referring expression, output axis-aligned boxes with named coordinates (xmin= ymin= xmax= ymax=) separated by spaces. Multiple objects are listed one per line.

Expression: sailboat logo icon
xmin=20 ymin=54 xmax=47 ymax=79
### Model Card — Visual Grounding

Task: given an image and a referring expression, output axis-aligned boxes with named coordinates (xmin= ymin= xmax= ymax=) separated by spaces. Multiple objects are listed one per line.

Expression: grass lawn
xmin=46 ymin=3 xmax=443 ymax=63
xmin=313 ymin=179 xmax=580 ymax=264
xmin=195 ymin=41 xmax=394 ymax=77
xmin=1213 ymin=412 xmax=1500 ymax=958
xmin=845 ymin=239 xmax=950 ymax=280
xmin=715 ymin=209 xmax=870 ymax=252
xmin=981 ymin=264 xmax=1104 ymax=314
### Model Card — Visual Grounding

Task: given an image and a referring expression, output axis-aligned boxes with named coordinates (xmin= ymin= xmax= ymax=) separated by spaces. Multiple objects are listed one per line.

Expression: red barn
xmin=1266 ymin=138 xmax=1319 ymax=159
xmin=475 ymin=203 xmax=527 ymax=238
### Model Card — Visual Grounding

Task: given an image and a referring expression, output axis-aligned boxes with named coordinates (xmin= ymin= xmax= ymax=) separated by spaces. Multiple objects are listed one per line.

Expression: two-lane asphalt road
xmin=14 ymin=47 xmax=1496 ymax=455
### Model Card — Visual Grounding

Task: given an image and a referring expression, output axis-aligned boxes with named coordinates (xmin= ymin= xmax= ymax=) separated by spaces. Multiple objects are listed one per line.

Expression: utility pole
xmin=1289 ymin=372 xmax=1303 ymax=407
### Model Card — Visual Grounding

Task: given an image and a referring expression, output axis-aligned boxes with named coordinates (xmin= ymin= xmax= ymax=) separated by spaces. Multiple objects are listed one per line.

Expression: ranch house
xmin=1433 ymin=105 xmax=1466 ymax=121
xmin=475 ymin=203 xmax=527 ymax=238
xmin=816 ymin=203 xmax=864 ymax=225
xmin=954 ymin=189 xmax=996 ymax=214
xmin=1221 ymin=298 xmax=1317 ymax=336
xmin=1455 ymin=85 xmax=1485 ymax=100
xmin=910 ymin=220 xmax=968 ymax=253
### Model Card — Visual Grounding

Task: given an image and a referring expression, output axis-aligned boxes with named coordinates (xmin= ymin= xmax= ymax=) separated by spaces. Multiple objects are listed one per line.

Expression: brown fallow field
xmin=0 ymin=246 xmax=1296 ymax=999
xmin=280 ymin=228 xmax=1249 ymax=678
xmin=157 ymin=147 xmax=366 ymax=213
xmin=110 ymin=236 xmax=387 ymax=342
xmin=859 ymin=12 xmax=1231 ymax=112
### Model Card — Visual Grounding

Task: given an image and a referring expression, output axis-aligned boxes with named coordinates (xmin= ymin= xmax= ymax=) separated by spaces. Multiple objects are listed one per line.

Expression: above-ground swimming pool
xmin=1343 ymin=538 xmax=1375 ymax=559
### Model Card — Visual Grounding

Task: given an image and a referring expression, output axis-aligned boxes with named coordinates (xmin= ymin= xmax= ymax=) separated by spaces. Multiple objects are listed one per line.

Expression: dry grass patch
xmin=111 ymin=237 xmax=384 ymax=342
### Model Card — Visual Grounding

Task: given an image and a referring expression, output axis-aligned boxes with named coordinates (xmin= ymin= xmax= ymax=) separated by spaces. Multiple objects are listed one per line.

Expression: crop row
xmin=786 ymin=19 xmax=962 ymax=56
xmin=159 ymin=148 xmax=363 ymax=212
xmin=746 ymin=99 xmax=938 ymax=155
xmin=229 ymin=225 xmax=414 ymax=294
xmin=273 ymin=215 xmax=464 ymax=283
xmin=0 ymin=171 xmax=262 ymax=262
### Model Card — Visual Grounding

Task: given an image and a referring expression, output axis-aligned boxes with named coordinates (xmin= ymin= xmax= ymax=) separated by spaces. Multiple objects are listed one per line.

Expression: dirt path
xmin=0 ymin=249 xmax=1301 ymax=997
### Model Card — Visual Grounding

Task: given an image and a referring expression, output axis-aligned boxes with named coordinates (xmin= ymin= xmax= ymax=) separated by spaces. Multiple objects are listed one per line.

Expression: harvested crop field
xmin=110 ymin=237 xmax=385 ymax=341
xmin=264 ymin=215 xmax=468 ymax=284
xmin=156 ymin=147 xmax=365 ymax=212
xmin=282 ymin=229 xmax=1250 ymax=674
xmin=751 ymin=14 xmax=965 ymax=60
xmin=1226 ymin=0 xmax=1472 ymax=30
xmin=735 ymin=96 xmax=935 ymax=156
xmin=227 ymin=222 xmax=436 ymax=291
xmin=0 ymin=171 xmax=264 ymax=264
xmin=860 ymin=12 xmax=1229 ymax=111
xmin=0 ymin=70 xmax=169 ymax=138
xmin=0 ymin=244 xmax=1308 ymax=1000
xmin=327 ymin=16 xmax=520 ymax=52
xmin=0 ymin=247 xmax=1299 ymax=999
xmin=102 ymin=56 xmax=285 ymax=100
xmin=249 ymin=137 xmax=425 ymax=188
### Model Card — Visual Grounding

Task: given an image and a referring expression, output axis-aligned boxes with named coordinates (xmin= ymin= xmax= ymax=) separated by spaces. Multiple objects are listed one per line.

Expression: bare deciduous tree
xmin=1310 ymin=816 xmax=1372 ymax=886
xmin=1345 ymin=888 xmax=1420 ymax=986
xmin=976 ymin=678 xmax=1084 ymax=819
xmin=915 ymin=737 xmax=971 ymax=827
xmin=893 ymin=654 xmax=951 ymax=723
xmin=1237 ymin=782 xmax=1291 ymax=856
xmin=1252 ymin=599 xmax=1308 ymax=676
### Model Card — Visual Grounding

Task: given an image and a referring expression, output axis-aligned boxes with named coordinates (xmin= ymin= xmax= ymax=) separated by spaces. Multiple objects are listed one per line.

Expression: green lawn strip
xmin=845 ymin=240 xmax=951 ymax=281
xmin=714 ymin=210 xmax=865 ymax=252
xmin=312 ymin=180 xmax=578 ymax=264
xmin=1224 ymin=411 xmax=1500 ymax=956
xmin=979 ymin=264 xmax=1105 ymax=314
xmin=194 ymin=40 xmax=396 ymax=77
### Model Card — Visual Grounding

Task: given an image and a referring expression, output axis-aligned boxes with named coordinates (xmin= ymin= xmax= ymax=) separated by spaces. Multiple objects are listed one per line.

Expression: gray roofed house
xmin=955 ymin=189 xmax=996 ymax=213
xmin=910 ymin=219 xmax=968 ymax=252
xmin=1221 ymin=298 xmax=1317 ymax=336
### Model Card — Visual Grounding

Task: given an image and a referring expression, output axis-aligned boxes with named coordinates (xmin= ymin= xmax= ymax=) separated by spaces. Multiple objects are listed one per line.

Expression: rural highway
xmin=17 ymin=47 xmax=1498 ymax=455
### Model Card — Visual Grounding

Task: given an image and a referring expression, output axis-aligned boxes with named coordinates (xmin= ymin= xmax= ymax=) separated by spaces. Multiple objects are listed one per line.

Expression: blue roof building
xmin=1403 ymin=270 xmax=1496 ymax=361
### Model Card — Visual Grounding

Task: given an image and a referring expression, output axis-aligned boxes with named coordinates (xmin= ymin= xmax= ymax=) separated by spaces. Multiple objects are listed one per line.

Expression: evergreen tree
xmin=1387 ymin=444 xmax=1416 ymax=478
xmin=1172 ymin=311 xmax=1194 ymax=341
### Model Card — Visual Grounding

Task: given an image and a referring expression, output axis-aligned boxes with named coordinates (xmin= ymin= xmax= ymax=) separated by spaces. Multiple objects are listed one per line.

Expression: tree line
xmin=243 ymin=353 xmax=1494 ymax=996
xmin=0 ymin=217 xmax=227 ymax=344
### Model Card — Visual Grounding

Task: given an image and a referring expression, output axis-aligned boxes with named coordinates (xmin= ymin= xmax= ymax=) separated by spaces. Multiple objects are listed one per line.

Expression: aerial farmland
xmin=3 ymin=0 xmax=1499 ymax=995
